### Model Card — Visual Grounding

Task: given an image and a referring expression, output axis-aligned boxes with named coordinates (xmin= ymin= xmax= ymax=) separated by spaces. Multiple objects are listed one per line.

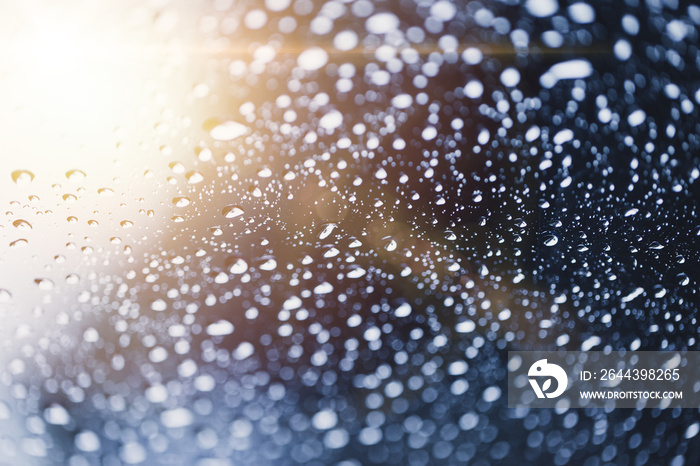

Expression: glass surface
xmin=0 ymin=0 xmax=698 ymax=464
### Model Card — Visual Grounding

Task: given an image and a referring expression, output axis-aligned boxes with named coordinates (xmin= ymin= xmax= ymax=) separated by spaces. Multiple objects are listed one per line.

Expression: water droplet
xmin=543 ymin=232 xmax=559 ymax=246
xmin=10 ymin=239 xmax=28 ymax=248
xmin=75 ymin=431 xmax=101 ymax=452
xmin=208 ymin=120 xmax=249 ymax=141
xmin=319 ymin=223 xmax=337 ymax=240
xmin=186 ymin=171 xmax=204 ymax=184
xmin=259 ymin=258 xmax=277 ymax=271
xmin=12 ymin=219 xmax=32 ymax=230
xmin=395 ymin=303 xmax=412 ymax=317
xmin=653 ymin=285 xmax=667 ymax=298
xmin=227 ymin=258 xmax=248 ymax=274
xmin=119 ymin=442 xmax=147 ymax=464
xmin=207 ymin=320 xmax=234 ymax=336
xmin=323 ymin=247 xmax=340 ymax=258
xmin=66 ymin=170 xmax=86 ymax=182
xmin=35 ymin=278 xmax=54 ymax=291
xmin=97 ymin=188 xmax=114 ymax=196
xmin=120 ymin=220 xmax=134 ymax=228
xmin=151 ymin=299 xmax=167 ymax=311
xmin=44 ymin=403 xmax=71 ymax=425
xmin=297 ymin=46 xmax=328 ymax=71
xmin=0 ymin=289 xmax=11 ymax=302
xmin=257 ymin=167 xmax=272 ymax=178
xmin=161 ymin=407 xmax=194 ymax=428
xmin=169 ymin=162 xmax=185 ymax=174
xmin=222 ymin=205 xmax=244 ymax=218
xmin=11 ymin=170 xmax=34 ymax=185
xmin=214 ymin=272 xmax=229 ymax=284
xmin=456 ymin=320 xmax=476 ymax=333
xmin=63 ymin=194 xmax=77 ymax=203
xmin=346 ymin=266 xmax=366 ymax=278
xmin=621 ymin=287 xmax=644 ymax=303
xmin=173 ymin=197 xmax=191 ymax=207
xmin=196 ymin=148 xmax=213 ymax=162
xmin=314 ymin=282 xmax=334 ymax=294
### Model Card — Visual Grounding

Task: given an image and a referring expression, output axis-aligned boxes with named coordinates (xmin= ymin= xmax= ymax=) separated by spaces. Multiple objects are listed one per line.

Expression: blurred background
xmin=0 ymin=0 xmax=698 ymax=464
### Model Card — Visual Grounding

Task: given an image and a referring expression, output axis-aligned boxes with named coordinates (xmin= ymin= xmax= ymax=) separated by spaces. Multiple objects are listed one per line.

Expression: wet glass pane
xmin=0 ymin=0 xmax=698 ymax=464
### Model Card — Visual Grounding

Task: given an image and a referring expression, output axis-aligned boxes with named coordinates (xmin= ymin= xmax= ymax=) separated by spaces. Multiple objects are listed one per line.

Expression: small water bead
xmin=151 ymin=299 xmax=167 ymax=311
xmin=207 ymin=320 xmax=234 ymax=336
xmin=318 ymin=223 xmax=337 ymax=240
xmin=257 ymin=167 xmax=272 ymax=178
xmin=75 ymin=431 xmax=101 ymax=453
xmin=65 ymin=170 xmax=87 ymax=182
xmin=173 ymin=197 xmax=191 ymax=207
xmin=543 ymin=231 xmax=559 ymax=246
xmin=11 ymin=170 xmax=34 ymax=185
xmin=10 ymin=239 xmax=28 ymax=248
xmin=186 ymin=171 xmax=204 ymax=184
xmin=346 ymin=266 xmax=366 ymax=278
xmin=395 ymin=303 xmax=412 ymax=318
xmin=12 ymin=219 xmax=32 ymax=230
xmin=259 ymin=258 xmax=277 ymax=271
xmin=525 ymin=0 xmax=558 ymax=17
xmin=297 ymin=46 xmax=328 ymax=71
xmin=209 ymin=120 xmax=249 ymax=141
xmin=169 ymin=162 xmax=185 ymax=174
xmin=35 ymin=278 xmax=55 ymax=291
xmin=222 ymin=205 xmax=244 ymax=218
xmin=568 ymin=2 xmax=595 ymax=24
xmin=228 ymin=258 xmax=248 ymax=274
xmin=120 ymin=220 xmax=134 ymax=229
xmin=97 ymin=188 xmax=114 ymax=196
xmin=365 ymin=12 xmax=399 ymax=34
xmin=196 ymin=148 xmax=213 ymax=162
xmin=119 ymin=442 xmax=147 ymax=464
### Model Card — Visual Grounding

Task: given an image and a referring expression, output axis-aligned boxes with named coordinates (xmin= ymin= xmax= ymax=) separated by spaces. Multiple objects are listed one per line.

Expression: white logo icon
xmin=528 ymin=359 xmax=568 ymax=398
